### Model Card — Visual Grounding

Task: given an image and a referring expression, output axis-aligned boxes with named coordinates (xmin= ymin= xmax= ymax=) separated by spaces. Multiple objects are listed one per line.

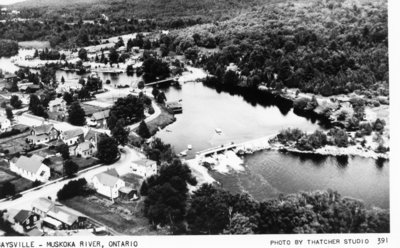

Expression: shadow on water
xmin=203 ymin=80 xmax=332 ymax=129
xmin=282 ymin=151 xmax=327 ymax=166
xmin=335 ymin=155 xmax=349 ymax=168
xmin=375 ymin=157 xmax=388 ymax=169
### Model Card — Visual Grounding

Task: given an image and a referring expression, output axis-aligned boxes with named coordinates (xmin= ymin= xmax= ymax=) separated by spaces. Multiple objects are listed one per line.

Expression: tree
xmin=108 ymin=48 xmax=119 ymax=65
xmin=111 ymin=119 xmax=129 ymax=146
xmin=68 ymin=102 xmax=86 ymax=126
xmin=5 ymin=107 xmax=13 ymax=121
xmin=0 ymin=182 xmax=15 ymax=198
xmin=61 ymin=76 xmax=65 ymax=83
xmin=57 ymin=178 xmax=92 ymax=200
xmin=138 ymin=81 xmax=145 ymax=89
xmin=9 ymin=81 xmax=18 ymax=92
xmin=137 ymin=120 xmax=151 ymax=139
xmin=97 ymin=135 xmax=119 ymax=164
xmin=57 ymin=143 xmax=70 ymax=160
xmin=10 ymin=95 xmax=22 ymax=109
xmin=64 ymin=160 xmax=79 ymax=178
xmin=78 ymin=48 xmax=88 ymax=61
xmin=143 ymin=159 xmax=197 ymax=226
xmin=223 ymin=213 xmax=257 ymax=234
xmin=63 ymin=92 xmax=74 ymax=105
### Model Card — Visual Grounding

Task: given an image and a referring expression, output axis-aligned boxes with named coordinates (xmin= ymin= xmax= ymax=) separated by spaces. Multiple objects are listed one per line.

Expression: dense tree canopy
xmin=67 ymin=101 xmax=86 ymax=126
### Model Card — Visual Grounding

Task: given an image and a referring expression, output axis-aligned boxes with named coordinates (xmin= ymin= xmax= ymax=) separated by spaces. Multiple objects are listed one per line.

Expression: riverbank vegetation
xmin=0 ymin=40 xmax=18 ymax=58
xmin=165 ymin=0 xmax=387 ymax=98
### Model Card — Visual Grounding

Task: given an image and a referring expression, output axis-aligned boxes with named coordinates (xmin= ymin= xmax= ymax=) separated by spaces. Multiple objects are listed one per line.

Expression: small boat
xmin=187 ymin=144 xmax=192 ymax=150
xmin=179 ymin=150 xmax=187 ymax=156
xmin=215 ymin=128 xmax=222 ymax=134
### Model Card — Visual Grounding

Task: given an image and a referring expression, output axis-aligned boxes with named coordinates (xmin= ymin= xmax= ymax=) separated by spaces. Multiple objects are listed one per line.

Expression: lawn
xmin=135 ymin=103 xmax=176 ymax=136
xmin=0 ymin=135 xmax=31 ymax=155
xmin=63 ymin=195 xmax=162 ymax=235
xmin=0 ymin=163 xmax=33 ymax=194
xmin=81 ymin=104 xmax=108 ymax=116
xmin=71 ymin=156 xmax=99 ymax=170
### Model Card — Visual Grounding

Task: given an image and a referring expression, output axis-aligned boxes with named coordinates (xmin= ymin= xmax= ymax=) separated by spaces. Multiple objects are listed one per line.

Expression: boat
xmin=179 ymin=150 xmax=188 ymax=156
xmin=187 ymin=144 xmax=192 ymax=150
xmin=215 ymin=128 xmax=222 ymax=134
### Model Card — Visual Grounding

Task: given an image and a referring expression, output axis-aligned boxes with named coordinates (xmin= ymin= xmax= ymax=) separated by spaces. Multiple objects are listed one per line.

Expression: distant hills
xmin=11 ymin=0 xmax=282 ymax=21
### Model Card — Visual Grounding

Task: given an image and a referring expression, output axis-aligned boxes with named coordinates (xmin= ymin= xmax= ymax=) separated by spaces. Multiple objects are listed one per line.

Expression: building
xmin=92 ymin=169 xmax=125 ymax=200
xmin=60 ymin=128 xmax=84 ymax=146
xmin=27 ymin=124 xmax=59 ymax=145
xmin=130 ymin=159 xmax=157 ymax=178
xmin=48 ymin=98 xmax=66 ymax=112
xmin=46 ymin=206 xmax=85 ymax=230
xmin=166 ymin=101 xmax=182 ymax=114
xmin=0 ymin=116 xmax=11 ymax=133
xmin=74 ymin=141 xmax=96 ymax=158
xmin=89 ymin=109 xmax=110 ymax=128
xmin=13 ymin=210 xmax=40 ymax=232
xmin=32 ymin=197 xmax=86 ymax=230
xmin=10 ymin=156 xmax=50 ymax=182
xmin=32 ymin=197 xmax=55 ymax=218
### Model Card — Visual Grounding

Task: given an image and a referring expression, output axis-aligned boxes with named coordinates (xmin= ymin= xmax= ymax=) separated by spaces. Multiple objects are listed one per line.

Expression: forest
xmin=165 ymin=0 xmax=388 ymax=97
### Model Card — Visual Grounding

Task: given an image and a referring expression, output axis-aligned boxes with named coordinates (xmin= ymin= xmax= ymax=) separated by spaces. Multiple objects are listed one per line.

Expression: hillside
xmin=13 ymin=0 xmax=281 ymax=21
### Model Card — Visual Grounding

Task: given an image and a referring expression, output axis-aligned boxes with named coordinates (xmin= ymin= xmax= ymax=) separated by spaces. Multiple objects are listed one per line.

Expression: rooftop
xmin=32 ymin=197 xmax=54 ymax=213
xmin=62 ymin=128 xmax=84 ymax=140
xmin=91 ymin=109 xmax=110 ymax=121
xmin=94 ymin=171 xmax=122 ymax=187
xmin=32 ymin=124 xmax=55 ymax=135
xmin=13 ymin=210 xmax=33 ymax=224
xmin=133 ymin=159 xmax=157 ymax=167
xmin=13 ymin=156 xmax=46 ymax=174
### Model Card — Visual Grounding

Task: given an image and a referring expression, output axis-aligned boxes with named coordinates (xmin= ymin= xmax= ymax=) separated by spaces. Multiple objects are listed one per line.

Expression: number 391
xmin=378 ymin=237 xmax=388 ymax=245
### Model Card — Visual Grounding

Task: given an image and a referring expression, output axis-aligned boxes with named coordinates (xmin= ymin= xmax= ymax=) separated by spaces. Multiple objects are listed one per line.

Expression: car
xmin=11 ymin=193 xmax=22 ymax=200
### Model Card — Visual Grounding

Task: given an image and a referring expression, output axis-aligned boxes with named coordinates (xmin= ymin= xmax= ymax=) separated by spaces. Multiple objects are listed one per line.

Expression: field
xmin=48 ymin=155 xmax=99 ymax=176
xmin=0 ymin=135 xmax=31 ymax=155
xmin=138 ymin=104 xmax=176 ymax=136
xmin=80 ymin=103 xmax=108 ymax=116
xmin=63 ymin=195 xmax=164 ymax=235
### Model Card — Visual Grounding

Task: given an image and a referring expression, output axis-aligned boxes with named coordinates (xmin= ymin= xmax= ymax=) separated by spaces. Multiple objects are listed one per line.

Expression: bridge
xmin=145 ymin=77 xmax=179 ymax=86
xmin=197 ymin=135 xmax=274 ymax=158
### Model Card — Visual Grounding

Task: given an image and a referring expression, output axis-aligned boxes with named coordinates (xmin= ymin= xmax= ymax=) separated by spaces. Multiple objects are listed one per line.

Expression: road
xmin=0 ymin=146 xmax=143 ymax=211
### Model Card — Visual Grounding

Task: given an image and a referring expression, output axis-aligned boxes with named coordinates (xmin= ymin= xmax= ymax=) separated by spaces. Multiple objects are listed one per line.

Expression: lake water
xmin=211 ymin=150 xmax=389 ymax=208
xmin=0 ymin=51 xmax=389 ymax=209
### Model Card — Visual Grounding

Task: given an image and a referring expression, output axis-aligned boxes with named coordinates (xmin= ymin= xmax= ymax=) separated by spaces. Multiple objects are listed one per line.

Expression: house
xmin=10 ymin=156 xmax=50 ymax=182
xmin=118 ymin=186 xmax=138 ymax=201
xmin=0 ymin=116 xmax=11 ymax=133
xmin=89 ymin=109 xmax=110 ymax=127
xmin=92 ymin=169 xmax=125 ymax=200
xmin=74 ymin=141 xmax=96 ymax=158
xmin=32 ymin=197 xmax=86 ymax=230
xmin=48 ymin=98 xmax=66 ymax=112
xmin=46 ymin=206 xmax=85 ymax=230
xmin=32 ymin=197 xmax=55 ymax=217
xmin=60 ymin=128 xmax=84 ymax=146
xmin=130 ymin=159 xmax=157 ymax=178
xmin=13 ymin=210 xmax=40 ymax=232
xmin=166 ymin=101 xmax=182 ymax=114
xmin=27 ymin=124 xmax=59 ymax=145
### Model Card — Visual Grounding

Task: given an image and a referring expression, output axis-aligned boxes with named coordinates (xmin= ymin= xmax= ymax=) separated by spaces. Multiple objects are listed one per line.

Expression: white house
xmin=74 ymin=141 xmax=96 ymax=158
xmin=130 ymin=159 xmax=157 ymax=178
xmin=92 ymin=169 xmax=125 ymax=200
xmin=0 ymin=116 xmax=11 ymax=133
xmin=27 ymin=124 xmax=59 ymax=145
xmin=10 ymin=156 xmax=50 ymax=182
xmin=60 ymin=128 xmax=84 ymax=146
xmin=48 ymin=98 xmax=66 ymax=112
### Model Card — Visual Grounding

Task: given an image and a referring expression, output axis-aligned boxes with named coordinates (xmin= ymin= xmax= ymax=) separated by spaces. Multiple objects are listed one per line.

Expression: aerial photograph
xmin=0 ymin=0 xmax=389 ymax=236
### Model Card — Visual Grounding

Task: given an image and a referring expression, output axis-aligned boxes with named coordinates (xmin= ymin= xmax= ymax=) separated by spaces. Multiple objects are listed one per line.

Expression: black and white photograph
xmin=0 ymin=0 xmax=396 ymax=246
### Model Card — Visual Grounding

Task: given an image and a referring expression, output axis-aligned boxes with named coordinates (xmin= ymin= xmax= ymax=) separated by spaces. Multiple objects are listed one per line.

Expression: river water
xmin=0 ymin=50 xmax=389 ymax=209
